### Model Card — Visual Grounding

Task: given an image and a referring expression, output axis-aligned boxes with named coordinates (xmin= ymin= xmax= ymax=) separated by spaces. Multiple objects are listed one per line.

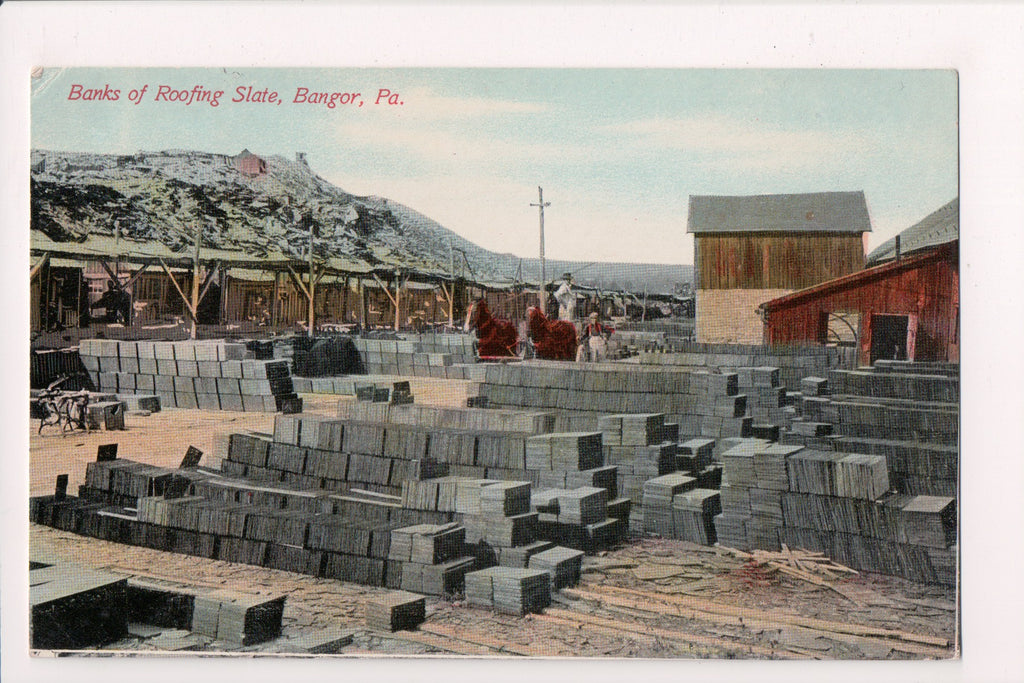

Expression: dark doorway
xmin=870 ymin=314 xmax=909 ymax=363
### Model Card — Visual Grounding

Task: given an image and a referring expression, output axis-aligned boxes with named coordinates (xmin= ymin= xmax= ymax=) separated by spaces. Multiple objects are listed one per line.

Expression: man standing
xmin=577 ymin=311 xmax=612 ymax=362
xmin=554 ymin=273 xmax=576 ymax=322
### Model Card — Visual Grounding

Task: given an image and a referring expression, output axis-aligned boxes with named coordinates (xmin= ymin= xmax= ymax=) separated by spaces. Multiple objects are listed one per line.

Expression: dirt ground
xmin=27 ymin=378 xmax=959 ymax=660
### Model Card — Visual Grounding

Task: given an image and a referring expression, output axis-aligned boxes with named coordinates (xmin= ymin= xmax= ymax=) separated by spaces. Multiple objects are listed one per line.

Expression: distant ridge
xmin=30 ymin=148 xmax=691 ymax=292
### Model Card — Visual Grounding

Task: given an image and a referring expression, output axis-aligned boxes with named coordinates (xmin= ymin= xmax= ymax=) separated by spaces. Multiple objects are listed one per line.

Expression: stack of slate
xmin=350 ymin=337 xmax=474 ymax=379
xmin=735 ymin=366 xmax=788 ymax=436
xmin=671 ymin=489 xmax=721 ymax=545
xmin=30 ymin=562 xmax=129 ymax=649
xmin=676 ymin=438 xmax=721 ymax=489
xmin=714 ymin=439 xmax=796 ymax=551
xmin=531 ymin=485 xmax=621 ymax=551
xmin=465 ymin=566 xmax=551 ymax=615
xmin=78 ymin=339 xmax=297 ymax=412
xmin=365 ymin=591 xmax=426 ymax=631
xmin=635 ymin=341 xmax=842 ymax=392
xmin=462 ymin=481 xmax=539 ymax=557
xmin=779 ymin=493 xmax=956 ymax=585
xmin=599 ymin=414 xmax=679 ymax=516
xmin=337 ymin=402 xmax=556 ymax=435
xmin=704 ymin=436 xmax=956 ymax=585
xmin=388 ymin=523 xmax=476 ymax=596
xmin=641 ymin=473 xmax=697 ymax=537
xmin=786 ymin=364 xmax=960 ymax=496
xmin=477 ymin=360 xmax=750 ymax=438
xmin=527 ymin=546 xmax=585 ymax=589
xmin=187 ymin=591 xmax=285 ymax=646
xmin=55 ymin=454 xmax=460 ymax=590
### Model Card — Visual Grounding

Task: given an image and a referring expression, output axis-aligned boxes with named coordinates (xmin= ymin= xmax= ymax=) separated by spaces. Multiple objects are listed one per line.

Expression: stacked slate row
xmin=711 ymin=438 xmax=956 ymax=586
xmin=350 ymin=337 xmax=476 ymax=379
xmin=30 ymin=562 xmax=129 ymax=650
xmin=225 ymin=429 xmax=418 ymax=497
xmin=786 ymin=363 xmax=959 ymax=496
xmin=275 ymin=412 xmax=627 ymax=520
xmin=478 ymin=360 xmax=750 ymax=437
xmin=78 ymin=339 xmax=297 ymax=412
xmin=36 ymin=458 xmax=449 ymax=591
xmin=337 ymin=401 xmax=556 ymax=435
xmin=612 ymin=329 xmax=669 ymax=354
xmin=636 ymin=341 xmax=843 ymax=391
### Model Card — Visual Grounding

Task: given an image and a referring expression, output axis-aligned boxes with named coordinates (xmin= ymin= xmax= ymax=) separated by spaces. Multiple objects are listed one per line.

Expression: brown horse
xmin=466 ymin=298 xmax=518 ymax=357
xmin=526 ymin=306 xmax=578 ymax=361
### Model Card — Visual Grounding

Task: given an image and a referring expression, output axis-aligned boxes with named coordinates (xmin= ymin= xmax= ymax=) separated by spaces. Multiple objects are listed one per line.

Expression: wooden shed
xmin=687 ymin=191 xmax=871 ymax=343
xmin=759 ymin=199 xmax=959 ymax=365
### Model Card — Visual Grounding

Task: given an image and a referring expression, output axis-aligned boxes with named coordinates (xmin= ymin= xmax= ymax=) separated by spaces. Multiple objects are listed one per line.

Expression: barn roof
xmin=865 ymin=197 xmax=958 ymax=266
xmin=758 ymin=241 xmax=956 ymax=314
xmin=686 ymin=191 xmax=872 ymax=235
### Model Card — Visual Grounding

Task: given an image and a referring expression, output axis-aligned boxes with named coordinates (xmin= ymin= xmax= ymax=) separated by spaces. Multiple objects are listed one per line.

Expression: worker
xmin=554 ymin=273 xmax=576 ymax=322
xmin=577 ymin=311 xmax=612 ymax=362
xmin=90 ymin=279 xmax=130 ymax=324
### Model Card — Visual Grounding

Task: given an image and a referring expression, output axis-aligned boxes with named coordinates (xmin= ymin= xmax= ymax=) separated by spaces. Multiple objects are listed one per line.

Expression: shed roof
xmin=865 ymin=198 xmax=958 ymax=266
xmin=687 ymin=191 xmax=872 ymax=235
xmin=758 ymin=241 xmax=956 ymax=314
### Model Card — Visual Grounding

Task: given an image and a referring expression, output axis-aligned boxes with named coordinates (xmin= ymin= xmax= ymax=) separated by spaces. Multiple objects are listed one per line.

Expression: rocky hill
xmin=30 ymin=148 xmax=691 ymax=291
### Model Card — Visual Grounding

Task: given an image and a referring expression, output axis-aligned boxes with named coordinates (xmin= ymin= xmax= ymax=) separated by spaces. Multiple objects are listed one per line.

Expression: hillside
xmin=30 ymin=149 xmax=691 ymax=292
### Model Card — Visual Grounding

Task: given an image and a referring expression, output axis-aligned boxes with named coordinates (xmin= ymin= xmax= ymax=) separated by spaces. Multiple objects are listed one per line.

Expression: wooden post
xmin=270 ymin=270 xmax=280 ymax=327
xmin=220 ymin=268 xmax=229 ymax=325
xmin=341 ymin=275 xmax=350 ymax=323
xmin=394 ymin=273 xmax=401 ymax=332
xmin=359 ymin=277 xmax=367 ymax=329
xmin=190 ymin=223 xmax=201 ymax=339
xmin=308 ymin=217 xmax=315 ymax=337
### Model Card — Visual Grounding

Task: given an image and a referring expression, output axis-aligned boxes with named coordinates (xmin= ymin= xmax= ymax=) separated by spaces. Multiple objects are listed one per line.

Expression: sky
xmin=31 ymin=67 xmax=958 ymax=266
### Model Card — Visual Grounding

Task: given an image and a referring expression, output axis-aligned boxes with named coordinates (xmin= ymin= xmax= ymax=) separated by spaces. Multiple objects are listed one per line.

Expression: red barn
xmin=759 ymin=198 xmax=959 ymax=365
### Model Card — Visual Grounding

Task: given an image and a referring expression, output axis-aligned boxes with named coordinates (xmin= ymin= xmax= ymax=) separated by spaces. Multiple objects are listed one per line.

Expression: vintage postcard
xmin=7 ymin=4 xmax=1022 ymax=682
xmin=25 ymin=62 xmax=960 ymax=659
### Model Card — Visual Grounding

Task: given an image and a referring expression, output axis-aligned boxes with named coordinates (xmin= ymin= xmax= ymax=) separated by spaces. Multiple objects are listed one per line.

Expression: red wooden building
xmin=759 ymin=199 xmax=959 ymax=365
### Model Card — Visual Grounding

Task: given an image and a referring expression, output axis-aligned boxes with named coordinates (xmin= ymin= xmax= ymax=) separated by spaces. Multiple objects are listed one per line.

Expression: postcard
xmin=5 ymin=4 xmax=1023 ymax=683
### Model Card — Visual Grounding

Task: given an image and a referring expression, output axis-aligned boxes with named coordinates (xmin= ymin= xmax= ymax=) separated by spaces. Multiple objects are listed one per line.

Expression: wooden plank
xmin=578 ymin=584 xmax=951 ymax=650
xmin=544 ymin=608 xmax=800 ymax=659
xmin=380 ymin=629 xmax=497 ymax=656
xmin=534 ymin=612 xmax=659 ymax=648
xmin=158 ymin=258 xmax=196 ymax=316
xmin=418 ymin=623 xmax=544 ymax=656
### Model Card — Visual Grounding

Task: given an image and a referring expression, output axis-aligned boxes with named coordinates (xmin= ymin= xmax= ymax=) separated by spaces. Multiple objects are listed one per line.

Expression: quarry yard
xmin=28 ymin=378 xmax=958 ymax=660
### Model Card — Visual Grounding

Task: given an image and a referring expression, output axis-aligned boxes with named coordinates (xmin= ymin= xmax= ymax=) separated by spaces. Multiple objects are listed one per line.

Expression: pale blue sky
xmin=32 ymin=67 xmax=958 ymax=264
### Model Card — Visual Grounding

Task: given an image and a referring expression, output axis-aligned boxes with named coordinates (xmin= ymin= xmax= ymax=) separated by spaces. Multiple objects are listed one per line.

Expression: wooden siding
xmin=695 ymin=232 xmax=864 ymax=290
xmin=763 ymin=245 xmax=958 ymax=364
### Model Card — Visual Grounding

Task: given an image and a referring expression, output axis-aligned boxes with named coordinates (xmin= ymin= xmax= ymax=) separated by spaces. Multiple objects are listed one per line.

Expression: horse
xmin=465 ymin=298 xmax=519 ymax=358
xmin=526 ymin=306 xmax=578 ymax=361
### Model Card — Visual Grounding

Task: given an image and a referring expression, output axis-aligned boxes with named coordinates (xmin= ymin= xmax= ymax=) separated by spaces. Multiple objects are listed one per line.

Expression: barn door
xmin=905 ymin=313 xmax=918 ymax=361
xmin=858 ymin=312 xmax=872 ymax=367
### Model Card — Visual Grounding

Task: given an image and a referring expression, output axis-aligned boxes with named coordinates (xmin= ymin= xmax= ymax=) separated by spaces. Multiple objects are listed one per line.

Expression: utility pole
xmin=531 ymin=187 xmax=550 ymax=315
